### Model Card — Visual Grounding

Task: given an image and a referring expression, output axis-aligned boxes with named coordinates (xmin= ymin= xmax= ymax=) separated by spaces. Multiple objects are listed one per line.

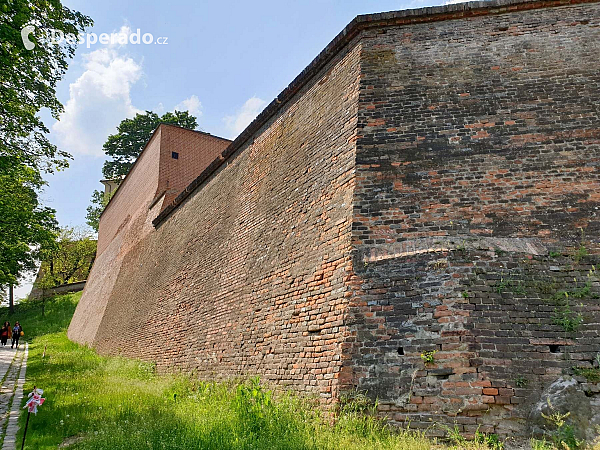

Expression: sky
xmin=15 ymin=0 xmax=457 ymax=299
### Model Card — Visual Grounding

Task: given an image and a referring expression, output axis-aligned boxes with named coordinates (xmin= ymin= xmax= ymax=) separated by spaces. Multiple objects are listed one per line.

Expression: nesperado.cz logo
xmin=20 ymin=26 xmax=168 ymax=50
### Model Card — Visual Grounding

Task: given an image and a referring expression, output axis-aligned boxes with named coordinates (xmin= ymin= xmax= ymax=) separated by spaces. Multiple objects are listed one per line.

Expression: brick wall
xmin=95 ymin=128 xmax=162 ymax=256
xmin=94 ymin=126 xmax=230 ymax=257
xmin=158 ymin=125 xmax=231 ymax=207
xmin=71 ymin=125 xmax=229 ymax=344
xmin=71 ymin=39 xmax=362 ymax=400
xmin=69 ymin=128 xmax=165 ymax=345
xmin=346 ymin=1 xmax=600 ymax=436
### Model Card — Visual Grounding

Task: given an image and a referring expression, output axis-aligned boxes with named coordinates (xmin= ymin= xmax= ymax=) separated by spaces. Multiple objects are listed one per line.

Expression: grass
xmin=7 ymin=293 xmax=502 ymax=450
xmin=572 ymin=367 xmax=600 ymax=383
xmin=7 ymin=293 xmax=79 ymax=341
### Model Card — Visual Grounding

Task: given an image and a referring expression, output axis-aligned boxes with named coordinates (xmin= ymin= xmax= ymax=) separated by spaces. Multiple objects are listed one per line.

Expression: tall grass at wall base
xmin=8 ymin=293 xmax=496 ymax=449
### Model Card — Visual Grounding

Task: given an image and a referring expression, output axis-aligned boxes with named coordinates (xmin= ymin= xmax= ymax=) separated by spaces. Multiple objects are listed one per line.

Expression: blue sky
xmin=18 ymin=0 xmax=451 ymax=298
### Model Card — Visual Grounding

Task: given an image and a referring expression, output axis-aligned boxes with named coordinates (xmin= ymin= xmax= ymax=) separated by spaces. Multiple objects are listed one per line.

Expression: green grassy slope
xmin=5 ymin=293 xmax=503 ymax=450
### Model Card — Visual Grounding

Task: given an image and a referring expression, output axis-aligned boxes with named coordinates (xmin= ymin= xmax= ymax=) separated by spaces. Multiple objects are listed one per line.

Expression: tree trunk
xmin=8 ymin=285 xmax=14 ymax=314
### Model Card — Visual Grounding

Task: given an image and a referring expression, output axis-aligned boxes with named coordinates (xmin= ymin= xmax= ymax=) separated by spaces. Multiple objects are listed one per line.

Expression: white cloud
xmin=52 ymin=25 xmax=206 ymax=157
xmin=223 ymin=96 xmax=267 ymax=139
xmin=175 ymin=95 xmax=202 ymax=117
xmin=445 ymin=0 xmax=467 ymax=4
xmin=52 ymin=27 xmax=143 ymax=157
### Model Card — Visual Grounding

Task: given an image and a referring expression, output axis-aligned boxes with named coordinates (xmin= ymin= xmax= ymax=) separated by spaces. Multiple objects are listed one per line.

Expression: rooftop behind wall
xmin=157 ymin=125 xmax=232 ymax=207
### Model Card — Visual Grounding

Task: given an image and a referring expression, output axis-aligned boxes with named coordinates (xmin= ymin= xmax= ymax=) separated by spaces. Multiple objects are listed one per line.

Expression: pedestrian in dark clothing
xmin=11 ymin=322 xmax=22 ymax=349
xmin=0 ymin=323 xmax=8 ymax=346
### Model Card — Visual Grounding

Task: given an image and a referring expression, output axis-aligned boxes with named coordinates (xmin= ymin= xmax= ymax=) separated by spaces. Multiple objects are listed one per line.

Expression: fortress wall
xmin=95 ymin=129 xmax=162 ymax=256
xmin=70 ymin=126 xmax=228 ymax=345
xmin=67 ymin=231 xmax=125 ymax=345
xmin=83 ymin=39 xmax=362 ymax=399
xmin=346 ymin=2 xmax=600 ymax=436
xmin=68 ymin=131 xmax=163 ymax=344
xmin=69 ymin=0 xmax=600 ymax=434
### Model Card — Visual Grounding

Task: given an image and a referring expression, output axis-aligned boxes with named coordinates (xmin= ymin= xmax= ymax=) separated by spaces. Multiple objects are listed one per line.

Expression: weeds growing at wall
xmin=492 ymin=257 xmax=598 ymax=335
xmin=539 ymin=400 xmax=583 ymax=450
xmin=571 ymin=367 xmax=600 ymax=383
xmin=495 ymin=276 xmax=526 ymax=296
xmin=552 ymin=294 xmax=584 ymax=333
xmin=474 ymin=431 xmax=504 ymax=450
xmin=420 ymin=350 xmax=437 ymax=365
xmin=515 ymin=376 xmax=528 ymax=388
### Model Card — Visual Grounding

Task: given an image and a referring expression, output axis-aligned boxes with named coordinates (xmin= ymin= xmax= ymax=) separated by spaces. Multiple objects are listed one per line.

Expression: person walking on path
xmin=0 ymin=322 xmax=8 ymax=346
xmin=11 ymin=322 xmax=22 ymax=349
xmin=7 ymin=322 xmax=11 ymax=342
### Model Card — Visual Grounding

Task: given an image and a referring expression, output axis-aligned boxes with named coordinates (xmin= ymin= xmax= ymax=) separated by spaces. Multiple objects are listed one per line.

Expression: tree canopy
xmin=102 ymin=110 xmax=198 ymax=180
xmin=0 ymin=0 xmax=92 ymax=172
xmin=0 ymin=0 xmax=92 ymax=301
xmin=36 ymin=227 xmax=96 ymax=289
xmin=0 ymin=162 xmax=58 ymax=288
xmin=85 ymin=189 xmax=115 ymax=233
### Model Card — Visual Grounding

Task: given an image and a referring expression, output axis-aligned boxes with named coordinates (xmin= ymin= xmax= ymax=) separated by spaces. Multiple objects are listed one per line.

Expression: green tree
xmin=102 ymin=110 xmax=198 ymax=180
xmin=36 ymin=226 xmax=96 ymax=315
xmin=85 ymin=189 xmax=115 ymax=232
xmin=0 ymin=163 xmax=58 ymax=312
xmin=0 ymin=0 xmax=92 ymax=172
xmin=0 ymin=1 xmax=92 ymax=310
xmin=37 ymin=227 xmax=96 ymax=287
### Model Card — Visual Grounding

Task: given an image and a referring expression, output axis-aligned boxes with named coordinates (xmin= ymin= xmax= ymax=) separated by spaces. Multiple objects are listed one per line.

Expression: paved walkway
xmin=0 ymin=343 xmax=29 ymax=450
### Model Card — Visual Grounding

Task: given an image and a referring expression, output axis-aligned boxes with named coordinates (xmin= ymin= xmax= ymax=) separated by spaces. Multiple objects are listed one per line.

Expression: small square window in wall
xmin=171 ymin=151 xmax=179 ymax=160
